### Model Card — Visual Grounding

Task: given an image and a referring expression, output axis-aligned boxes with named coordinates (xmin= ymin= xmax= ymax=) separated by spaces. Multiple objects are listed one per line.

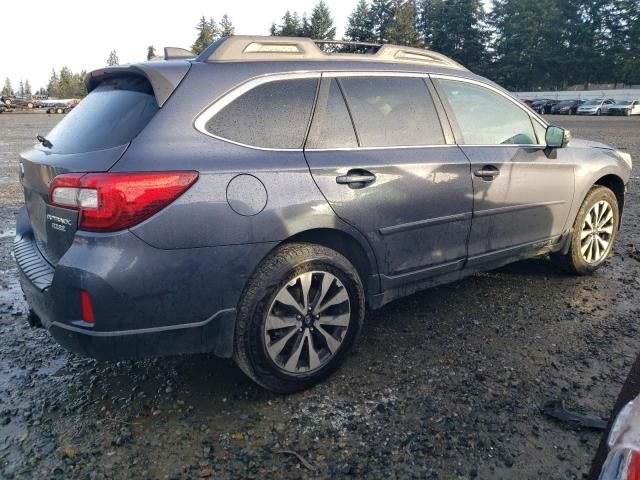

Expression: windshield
xmin=43 ymin=76 xmax=158 ymax=154
xmin=557 ymin=101 xmax=576 ymax=107
xmin=583 ymin=99 xmax=603 ymax=106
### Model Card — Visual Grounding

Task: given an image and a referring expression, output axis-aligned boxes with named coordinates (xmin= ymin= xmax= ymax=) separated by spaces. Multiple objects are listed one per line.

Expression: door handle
xmin=474 ymin=165 xmax=500 ymax=181
xmin=336 ymin=169 xmax=376 ymax=189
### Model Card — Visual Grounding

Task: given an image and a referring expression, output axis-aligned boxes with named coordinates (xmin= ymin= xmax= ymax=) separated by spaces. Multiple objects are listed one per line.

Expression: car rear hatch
xmin=19 ymin=68 xmax=183 ymax=266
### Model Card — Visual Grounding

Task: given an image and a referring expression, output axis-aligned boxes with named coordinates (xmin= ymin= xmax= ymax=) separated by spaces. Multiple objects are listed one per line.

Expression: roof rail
xmin=197 ymin=36 xmax=467 ymax=71
xmin=164 ymin=47 xmax=195 ymax=60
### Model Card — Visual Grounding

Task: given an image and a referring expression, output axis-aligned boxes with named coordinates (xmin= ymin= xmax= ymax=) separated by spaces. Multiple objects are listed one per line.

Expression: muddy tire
xmin=234 ymin=243 xmax=365 ymax=393
xmin=552 ymin=186 xmax=619 ymax=275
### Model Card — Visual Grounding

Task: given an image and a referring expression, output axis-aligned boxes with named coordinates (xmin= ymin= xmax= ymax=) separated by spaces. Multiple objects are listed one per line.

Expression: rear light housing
xmin=49 ymin=171 xmax=198 ymax=232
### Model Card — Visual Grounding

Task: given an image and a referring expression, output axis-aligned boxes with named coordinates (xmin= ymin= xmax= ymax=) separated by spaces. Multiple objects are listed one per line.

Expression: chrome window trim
xmin=305 ymin=144 xmax=460 ymax=152
xmin=194 ymin=70 xmax=551 ymax=152
xmin=193 ymin=71 xmax=321 ymax=152
xmin=430 ymin=73 xmax=549 ymax=147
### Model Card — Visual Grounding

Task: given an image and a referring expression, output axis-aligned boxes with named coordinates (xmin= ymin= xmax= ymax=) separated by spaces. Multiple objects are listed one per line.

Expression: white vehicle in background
xmin=607 ymin=99 xmax=640 ymax=116
xmin=577 ymin=98 xmax=616 ymax=115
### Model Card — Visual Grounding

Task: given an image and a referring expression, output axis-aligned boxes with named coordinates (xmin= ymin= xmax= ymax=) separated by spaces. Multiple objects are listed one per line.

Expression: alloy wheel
xmin=580 ymin=200 xmax=614 ymax=263
xmin=264 ymin=271 xmax=351 ymax=374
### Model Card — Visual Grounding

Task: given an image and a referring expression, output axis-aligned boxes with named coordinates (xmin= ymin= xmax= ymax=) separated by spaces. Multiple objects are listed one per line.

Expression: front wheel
xmin=234 ymin=243 xmax=365 ymax=393
xmin=552 ymin=186 xmax=619 ymax=275
xmin=596 ymin=109 xmax=602 ymax=116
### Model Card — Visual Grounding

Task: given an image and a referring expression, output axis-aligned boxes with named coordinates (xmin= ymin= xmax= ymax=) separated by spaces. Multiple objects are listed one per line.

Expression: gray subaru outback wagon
xmin=15 ymin=36 xmax=632 ymax=392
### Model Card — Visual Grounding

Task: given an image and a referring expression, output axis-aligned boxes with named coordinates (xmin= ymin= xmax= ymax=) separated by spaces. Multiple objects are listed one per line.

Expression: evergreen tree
xmin=24 ymin=79 xmax=32 ymax=95
xmin=147 ymin=45 xmax=156 ymax=60
xmin=270 ymin=22 xmax=278 ymax=36
xmin=418 ymin=0 xmax=443 ymax=47
xmin=1 ymin=77 xmax=12 ymax=97
xmin=192 ymin=16 xmax=216 ymax=54
xmin=274 ymin=10 xmax=302 ymax=36
xmin=427 ymin=0 xmax=488 ymax=72
xmin=621 ymin=0 xmax=640 ymax=84
xmin=301 ymin=14 xmax=312 ymax=37
xmin=107 ymin=50 xmax=119 ymax=66
xmin=345 ymin=0 xmax=376 ymax=43
xmin=368 ymin=0 xmax=395 ymax=42
xmin=219 ymin=14 xmax=235 ymax=36
xmin=18 ymin=80 xmax=24 ymax=96
xmin=309 ymin=1 xmax=336 ymax=39
xmin=491 ymin=0 xmax=564 ymax=90
xmin=387 ymin=0 xmax=420 ymax=46
xmin=47 ymin=69 xmax=60 ymax=98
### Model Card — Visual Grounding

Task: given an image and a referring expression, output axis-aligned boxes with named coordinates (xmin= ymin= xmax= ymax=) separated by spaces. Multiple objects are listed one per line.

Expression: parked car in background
xmin=607 ymin=99 xmax=640 ymax=116
xmin=14 ymin=36 xmax=633 ymax=393
xmin=551 ymin=99 xmax=584 ymax=115
xmin=1 ymin=96 xmax=38 ymax=108
xmin=520 ymin=99 xmax=534 ymax=106
xmin=532 ymin=99 xmax=558 ymax=114
xmin=577 ymin=98 xmax=616 ymax=115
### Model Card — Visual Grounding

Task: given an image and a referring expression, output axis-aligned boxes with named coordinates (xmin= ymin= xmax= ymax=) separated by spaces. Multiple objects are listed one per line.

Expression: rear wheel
xmin=552 ymin=186 xmax=619 ymax=275
xmin=234 ymin=243 xmax=365 ymax=393
xmin=56 ymin=108 xmax=64 ymax=114
xmin=596 ymin=109 xmax=602 ymax=116
xmin=27 ymin=102 xmax=33 ymax=109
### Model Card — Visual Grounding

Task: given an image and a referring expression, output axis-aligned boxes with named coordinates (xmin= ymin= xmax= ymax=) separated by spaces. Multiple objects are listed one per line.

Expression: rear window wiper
xmin=36 ymin=135 xmax=53 ymax=148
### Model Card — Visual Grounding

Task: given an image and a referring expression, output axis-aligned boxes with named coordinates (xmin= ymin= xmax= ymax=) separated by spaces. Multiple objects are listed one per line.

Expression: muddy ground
xmin=0 ymin=113 xmax=639 ymax=479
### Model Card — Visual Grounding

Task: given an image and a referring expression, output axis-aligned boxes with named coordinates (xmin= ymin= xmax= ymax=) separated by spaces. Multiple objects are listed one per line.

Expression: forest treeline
xmin=3 ymin=0 xmax=638 ymax=97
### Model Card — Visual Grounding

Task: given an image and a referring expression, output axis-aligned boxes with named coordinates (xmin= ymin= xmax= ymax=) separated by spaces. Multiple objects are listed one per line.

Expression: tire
xmin=27 ymin=102 xmax=33 ymax=109
xmin=552 ymin=186 xmax=619 ymax=275
xmin=234 ymin=242 xmax=365 ymax=393
xmin=596 ymin=109 xmax=601 ymax=116
xmin=56 ymin=108 xmax=64 ymax=114
xmin=4 ymin=99 xmax=11 ymax=106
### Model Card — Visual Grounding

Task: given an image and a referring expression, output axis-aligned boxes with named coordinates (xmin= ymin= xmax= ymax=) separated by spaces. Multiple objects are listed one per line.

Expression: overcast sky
xmin=0 ymin=0 xmax=490 ymax=92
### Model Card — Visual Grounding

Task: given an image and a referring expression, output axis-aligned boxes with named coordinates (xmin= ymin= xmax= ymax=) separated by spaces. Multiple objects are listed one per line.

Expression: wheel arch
xmin=594 ymin=174 xmax=625 ymax=219
xmin=279 ymin=228 xmax=379 ymax=296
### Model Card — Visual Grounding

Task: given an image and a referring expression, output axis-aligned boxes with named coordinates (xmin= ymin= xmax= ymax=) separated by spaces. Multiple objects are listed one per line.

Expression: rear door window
xmin=44 ymin=76 xmax=158 ymax=154
xmin=306 ymin=79 xmax=358 ymax=149
xmin=205 ymin=78 xmax=318 ymax=149
xmin=436 ymin=79 xmax=537 ymax=145
xmin=338 ymin=77 xmax=445 ymax=147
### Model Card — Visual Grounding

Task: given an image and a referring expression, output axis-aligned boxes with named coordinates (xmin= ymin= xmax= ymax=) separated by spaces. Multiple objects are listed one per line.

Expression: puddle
xmin=0 ymin=229 xmax=16 ymax=239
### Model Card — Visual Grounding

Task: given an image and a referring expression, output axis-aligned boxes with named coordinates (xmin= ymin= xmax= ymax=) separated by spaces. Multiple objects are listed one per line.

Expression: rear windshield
xmin=43 ymin=76 xmax=158 ymax=154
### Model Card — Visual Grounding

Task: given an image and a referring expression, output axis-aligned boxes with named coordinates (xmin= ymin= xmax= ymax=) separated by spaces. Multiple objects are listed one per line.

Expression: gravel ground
xmin=0 ymin=113 xmax=639 ymax=479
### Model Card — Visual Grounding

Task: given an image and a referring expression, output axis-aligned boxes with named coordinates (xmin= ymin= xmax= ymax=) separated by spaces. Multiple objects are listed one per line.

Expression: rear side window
xmin=205 ymin=78 xmax=318 ymax=149
xmin=436 ymin=79 xmax=537 ymax=145
xmin=306 ymin=79 xmax=358 ymax=149
xmin=45 ymin=76 xmax=158 ymax=154
xmin=339 ymin=77 xmax=445 ymax=147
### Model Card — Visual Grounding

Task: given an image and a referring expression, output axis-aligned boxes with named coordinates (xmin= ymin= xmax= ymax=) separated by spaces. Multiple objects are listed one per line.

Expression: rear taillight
xmin=49 ymin=171 xmax=198 ymax=232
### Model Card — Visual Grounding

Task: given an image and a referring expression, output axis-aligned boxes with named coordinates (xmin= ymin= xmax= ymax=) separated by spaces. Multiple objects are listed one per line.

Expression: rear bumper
xmin=46 ymin=308 xmax=237 ymax=360
xmin=14 ymin=206 xmax=277 ymax=360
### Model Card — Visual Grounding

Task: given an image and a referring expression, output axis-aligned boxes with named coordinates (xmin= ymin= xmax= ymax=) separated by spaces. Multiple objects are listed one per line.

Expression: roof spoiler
xmin=85 ymin=61 xmax=191 ymax=107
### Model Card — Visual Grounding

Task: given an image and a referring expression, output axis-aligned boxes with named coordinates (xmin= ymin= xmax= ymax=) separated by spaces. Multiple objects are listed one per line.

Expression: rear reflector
xmin=80 ymin=291 xmax=95 ymax=324
xmin=49 ymin=171 xmax=198 ymax=232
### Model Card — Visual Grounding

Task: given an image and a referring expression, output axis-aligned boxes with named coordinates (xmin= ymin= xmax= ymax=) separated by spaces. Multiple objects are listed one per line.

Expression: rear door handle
xmin=336 ymin=169 xmax=376 ymax=189
xmin=474 ymin=165 xmax=500 ymax=181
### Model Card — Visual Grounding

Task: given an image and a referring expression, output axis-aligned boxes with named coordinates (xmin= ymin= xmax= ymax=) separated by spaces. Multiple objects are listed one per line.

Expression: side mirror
xmin=546 ymin=126 xmax=571 ymax=148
